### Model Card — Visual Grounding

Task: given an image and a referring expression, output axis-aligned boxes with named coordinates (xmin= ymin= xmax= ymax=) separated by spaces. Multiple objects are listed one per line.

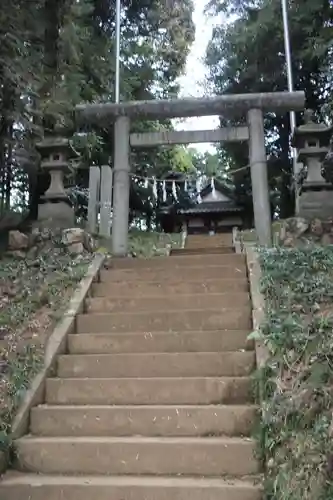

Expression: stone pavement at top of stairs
xmin=0 ymin=232 xmax=262 ymax=500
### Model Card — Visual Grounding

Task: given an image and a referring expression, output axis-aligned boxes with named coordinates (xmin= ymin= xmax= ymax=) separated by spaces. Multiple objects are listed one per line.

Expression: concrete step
xmin=31 ymin=404 xmax=257 ymax=437
xmin=15 ymin=436 xmax=259 ymax=476
xmin=68 ymin=330 xmax=253 ymax=354
xmin=0 ymin=474 xmax=262 ymax=500
xmin=86 ymin=293 xmax=250 ymax=313
xmin=46 ymin=376 xmax=253 ymax=405
xmin=109 ymin=254 xmax=244 ymax=269
xmin=57 ymin=352 xmax=255 ymax=378
xmin=100 ymin=265 xmax=247 ymax=282
xmin=185 ymin=243 xmax=233 ymax=250
xmin=185 ymin=243 xmax=233 ymax=249
xmin=186 ymin=234 xmax=233 ymax=246
xmin=92 ymin=278 xmax=249 ymax=297
xmin=171 ymin=247 xmax=234 ymax=255
xmin=76 ymin=308 xmax=252 ymax=333
xmin=37 ymin=403 xmax=257 ymax=438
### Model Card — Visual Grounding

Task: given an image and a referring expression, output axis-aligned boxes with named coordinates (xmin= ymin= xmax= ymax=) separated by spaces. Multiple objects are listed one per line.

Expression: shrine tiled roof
xmin=178 ymin=201 xmax=243 ymax=214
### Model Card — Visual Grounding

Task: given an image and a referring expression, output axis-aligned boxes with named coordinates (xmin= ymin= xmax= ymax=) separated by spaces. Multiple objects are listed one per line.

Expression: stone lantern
xmin=292 ymin=109 xmax=333 ymax=219
xmin=36 ymin=130 xmax=75 ymax=228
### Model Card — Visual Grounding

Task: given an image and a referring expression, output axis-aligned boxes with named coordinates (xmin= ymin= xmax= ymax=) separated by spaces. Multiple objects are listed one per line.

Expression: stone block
xmin=298 ymin=190 xmax=333 ymax=219
xmin=8 ymin=230 xmax=29 ymax=250
xmin=38 ymin=201 xmax=74 ymax=229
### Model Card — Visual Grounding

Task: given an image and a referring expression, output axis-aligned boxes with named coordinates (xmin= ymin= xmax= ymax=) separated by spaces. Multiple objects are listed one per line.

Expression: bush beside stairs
xmin=0 ymin=233 xmax=262 ymax=500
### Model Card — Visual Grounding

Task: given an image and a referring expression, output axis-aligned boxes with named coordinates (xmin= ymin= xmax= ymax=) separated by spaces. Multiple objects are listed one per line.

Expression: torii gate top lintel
xmin=76 ymin=91 xmax=305 ymax=124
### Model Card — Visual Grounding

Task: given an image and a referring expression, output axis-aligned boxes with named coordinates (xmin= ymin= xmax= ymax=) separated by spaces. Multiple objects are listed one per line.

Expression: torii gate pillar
xmin=248 ymin=108 xmax=272 ymax=246
xmin=112 ymin=116 xmax=130 ymax=256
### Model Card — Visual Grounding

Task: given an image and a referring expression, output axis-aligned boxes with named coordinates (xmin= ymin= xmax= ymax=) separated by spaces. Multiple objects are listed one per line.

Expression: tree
xmin=205 ymin=0 xmax=333 ymax=218
xmin=70 ymin=0 xmax=196 ymax=224
xmin=0 ymin=0 xmax=43 ymax=216
xmin=188 ymin=148 xmax=227 ymax=177
xmin=0 ymin=0 xmax=195 ymax=227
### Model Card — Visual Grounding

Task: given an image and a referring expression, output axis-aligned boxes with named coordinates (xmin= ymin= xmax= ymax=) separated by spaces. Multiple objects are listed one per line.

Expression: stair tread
xmin=15 ymin=436 xmax=258 ymax=476
xmin=86 ymin=294 xmax=251 ymax=313
xmin=92 ymin=278 xmax=249 ymax=295
xmin=19 ymin=436 xmax=255 ymax=444
xmin=46 ymin=376 xmax=253 ymax=399
xmin=31 ymin=403 xmax=257 ymax=437
xmin=69 ymin=330 xmax=251 ymax=335
xmin=109 ymin=255 xmax=244 ymax=265
xmin=96 ymin=278 xmax=247 ymax=283
xmin=59 ymin=351 xmax=253 ymax=357
xmin=46 ymin=376 xmax=253 ymax=405
xmin=68 ymin=330 xmax=253 ymax=354
xmin=76 ymin=310 xmax=251 ymax=334
xmin=88 ymin=292 xmax=250 ymax=299
xmin=48 ymin=375 xmax=252 ymax=380
xmin=34 ymin=403 xmax=258 ymax=410
xmin=103 ymin=265 xmax=246 ymax=271
xmin=79 ymin=307 xmax=250 ymax=316
xmin=1 ymin=473 xmax=261 ymax=488
xmin=171 ymin=247 xmax=234 ymax=253
xmin=106 ymin=256 xmax=244 ymax=262
xmin=100 ymin=268 xmax=247 ymax=279
xmin=58 ymin=350 xmax=255 ymax=378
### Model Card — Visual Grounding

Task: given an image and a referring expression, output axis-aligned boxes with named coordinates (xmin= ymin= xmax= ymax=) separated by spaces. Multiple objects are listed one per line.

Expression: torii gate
xmin=76 ymin=91 xmax=305 ymax=256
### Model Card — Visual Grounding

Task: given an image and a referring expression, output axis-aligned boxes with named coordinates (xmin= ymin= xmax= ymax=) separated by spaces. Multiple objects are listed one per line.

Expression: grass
xmin=256 ymin=245 xmax=333 ymax=500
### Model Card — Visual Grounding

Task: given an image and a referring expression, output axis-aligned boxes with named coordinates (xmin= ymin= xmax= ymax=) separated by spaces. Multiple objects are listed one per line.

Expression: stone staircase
xmin=0 ymin=233 xmax=262 ymax=499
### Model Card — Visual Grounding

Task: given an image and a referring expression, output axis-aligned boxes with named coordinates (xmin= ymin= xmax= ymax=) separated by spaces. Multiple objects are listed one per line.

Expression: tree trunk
xmin=146 ymin=214 xmax=151 ymax=231
xmin=5 ymin=124 xmax=13 ymax=210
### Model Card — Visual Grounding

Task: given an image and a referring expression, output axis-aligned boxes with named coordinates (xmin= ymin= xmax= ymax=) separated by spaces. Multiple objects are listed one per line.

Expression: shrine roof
xmin=178 ymin=201 xmax=243 ymax=215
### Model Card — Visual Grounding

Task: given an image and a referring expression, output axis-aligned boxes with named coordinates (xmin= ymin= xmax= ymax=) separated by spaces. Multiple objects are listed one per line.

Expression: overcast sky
xmin=174 ymin=0 xmax=220 ymax=153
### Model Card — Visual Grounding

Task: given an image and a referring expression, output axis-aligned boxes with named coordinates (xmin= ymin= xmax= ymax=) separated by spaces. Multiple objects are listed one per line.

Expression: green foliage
xmin=205 ymin=0 xmax=333 ymax=217
xmin=0 ymin=0 xmax=195 ymax=218
xmin=258 ymin=246 xmax=333 ymax=500
xmin=128 ymin=230 xmax=182 ymax=257
xmin=0 ymin=0 xmax=43 ymax=215
xmin=188 ymin=148 xmax=225 ymax=178
xmin=0 ymin=245 xmax=91 ymax=451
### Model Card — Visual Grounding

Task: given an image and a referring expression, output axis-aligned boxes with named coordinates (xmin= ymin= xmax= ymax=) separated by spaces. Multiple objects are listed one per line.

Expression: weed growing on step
xmin=0 ymin=248 xmax=91 ymax=452
xmin=128 ymin=231 xmax=182 ymax=257
xmin=256 ymin=246 xmax=333 ymax=500
xmin=98 ymin=231 xmax=182 ymax=257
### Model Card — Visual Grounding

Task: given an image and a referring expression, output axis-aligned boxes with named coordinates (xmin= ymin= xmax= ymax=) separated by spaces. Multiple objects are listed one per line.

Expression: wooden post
xmin=87 ymin=166 xmax=100 ymax=234
xmin=112 ymin=116 xmax=130 ymax=256
xmin=99 ymin=165 xmax=113 ymax=238
xmin=248 ymin=108 xmax=272 ymax=246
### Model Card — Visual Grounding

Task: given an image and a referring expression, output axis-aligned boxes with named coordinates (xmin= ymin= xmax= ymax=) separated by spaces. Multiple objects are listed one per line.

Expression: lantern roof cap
xmin=36 ymin=135 xmax=70 ymax=153
xmin=292 ymin=109 xmax=333 ymax=148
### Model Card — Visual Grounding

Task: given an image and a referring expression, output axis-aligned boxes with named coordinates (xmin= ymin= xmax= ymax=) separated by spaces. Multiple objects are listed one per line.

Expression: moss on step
xmin=256 ymin=246 xmax=333 ymax=500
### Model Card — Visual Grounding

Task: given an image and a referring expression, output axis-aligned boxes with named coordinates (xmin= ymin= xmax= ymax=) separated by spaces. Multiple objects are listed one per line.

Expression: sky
xmin=174 ymin=0 xmax=221 ymax=153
